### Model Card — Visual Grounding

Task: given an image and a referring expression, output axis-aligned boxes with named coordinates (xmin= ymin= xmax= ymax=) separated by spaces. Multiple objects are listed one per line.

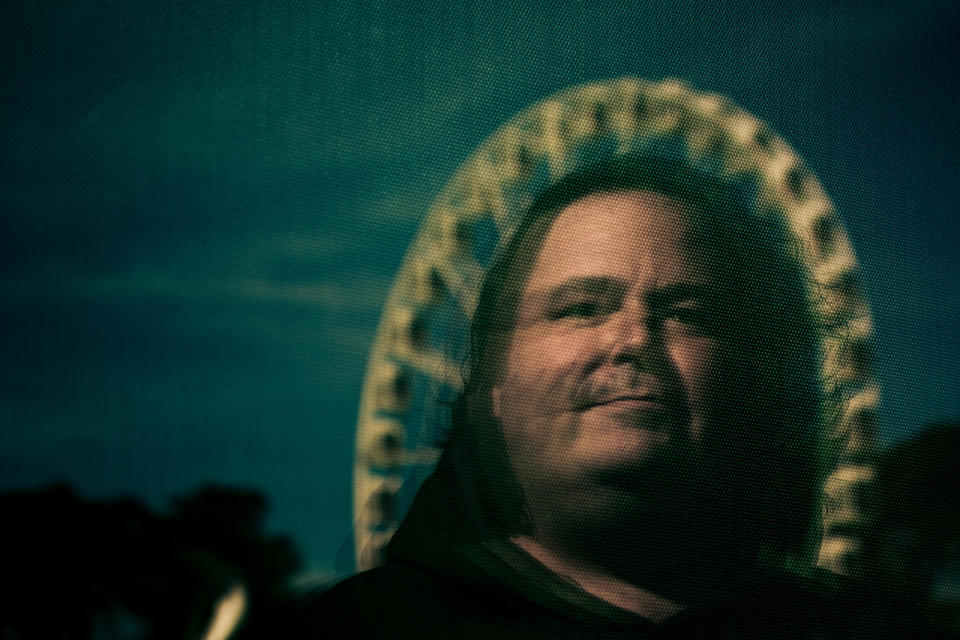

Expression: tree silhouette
xmin=0 ymin=483 xmax=302 ymax=639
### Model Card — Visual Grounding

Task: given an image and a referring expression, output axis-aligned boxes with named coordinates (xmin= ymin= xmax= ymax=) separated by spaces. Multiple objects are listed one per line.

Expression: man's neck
xmin=510 ymin=534 xmax=689 ymax=624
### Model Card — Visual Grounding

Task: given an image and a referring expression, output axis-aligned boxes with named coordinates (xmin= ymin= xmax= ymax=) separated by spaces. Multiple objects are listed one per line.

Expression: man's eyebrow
xmin=525 ymin=277 xmax=715 ymax=309
xmin=645 ymin=282 xmax=715 ymax=307
xmin=538 ymin=277 xmax=627 ymax=306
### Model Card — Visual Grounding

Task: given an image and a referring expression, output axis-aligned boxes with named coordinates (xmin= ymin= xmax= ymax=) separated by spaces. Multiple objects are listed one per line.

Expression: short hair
xmin=446 ymin=155 xmax=830 ymax=568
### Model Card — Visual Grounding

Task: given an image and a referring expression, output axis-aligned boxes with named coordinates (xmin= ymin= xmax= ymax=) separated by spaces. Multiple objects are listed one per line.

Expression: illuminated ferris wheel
xmin=352 ymin=77 xmax=878 ymax=575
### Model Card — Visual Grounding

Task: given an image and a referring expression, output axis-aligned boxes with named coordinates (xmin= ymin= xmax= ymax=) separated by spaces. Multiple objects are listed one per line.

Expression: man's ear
xmin=491 ymin=387 xmax=502 ymax=419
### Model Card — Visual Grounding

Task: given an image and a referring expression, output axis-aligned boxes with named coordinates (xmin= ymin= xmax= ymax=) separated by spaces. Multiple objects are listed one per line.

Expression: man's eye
xmin=554 ymin=302 xmax=601 ymax=319
xmin=663 ymin=305 xmax=718 ymax=333
xmin=666 ymin=306 xmax=705 ymax=323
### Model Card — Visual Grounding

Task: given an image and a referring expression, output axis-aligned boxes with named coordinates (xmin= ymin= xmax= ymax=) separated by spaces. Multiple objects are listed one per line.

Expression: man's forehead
xmin=532 ymin=189 xmax=705 ymax=253
xmin=521 ymin=191 xmax=715 ymax=291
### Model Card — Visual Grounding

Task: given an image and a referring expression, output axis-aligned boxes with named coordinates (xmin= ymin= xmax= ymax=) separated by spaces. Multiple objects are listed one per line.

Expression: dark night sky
xmin=2 ymin=1 xmax=958 ymax=578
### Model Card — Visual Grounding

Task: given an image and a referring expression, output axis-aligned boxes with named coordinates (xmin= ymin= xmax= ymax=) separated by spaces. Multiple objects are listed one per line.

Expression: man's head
xmin=490 ymin=189 xmax=722 ymax=552
xmin=452 ymin=156 xmax=826 ymax=570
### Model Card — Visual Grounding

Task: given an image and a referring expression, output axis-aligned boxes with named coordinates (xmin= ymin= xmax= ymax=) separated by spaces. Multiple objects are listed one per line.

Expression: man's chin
xmin=549 ymin=480 xmax=726 ymax=562
xmin=564 ymin=457 xmax=714 ymax=530
xmin=546 ymin=477 xmax=667 ymax=534
xmin=585 ymin=443 xmax=694 ymax=491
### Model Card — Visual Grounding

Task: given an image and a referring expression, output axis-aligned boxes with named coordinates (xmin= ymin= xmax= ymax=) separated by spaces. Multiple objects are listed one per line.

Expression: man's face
xmin=491 ymin=190 xmax=724 ymax=536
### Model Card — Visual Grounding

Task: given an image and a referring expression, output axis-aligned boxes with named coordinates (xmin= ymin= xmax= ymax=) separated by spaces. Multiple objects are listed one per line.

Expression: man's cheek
xmin=675 ymin=343 xmax=722 ymax=438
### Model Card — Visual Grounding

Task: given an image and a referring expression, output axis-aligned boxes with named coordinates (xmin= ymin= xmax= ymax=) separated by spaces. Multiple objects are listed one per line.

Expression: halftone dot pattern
xmin=3 ymin=2 xmax=957 ymax=581
xmin=354 ymin=78 xmax=879 ymax=573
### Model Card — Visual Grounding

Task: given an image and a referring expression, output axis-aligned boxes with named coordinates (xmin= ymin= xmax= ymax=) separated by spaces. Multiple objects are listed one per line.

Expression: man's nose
xmin=609 ymin=304 xmax=657 ymax=366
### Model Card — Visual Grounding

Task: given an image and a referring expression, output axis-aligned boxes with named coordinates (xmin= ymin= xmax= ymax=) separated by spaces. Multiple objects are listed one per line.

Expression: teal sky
xmin=2 ymin=1 xmax=958 ymax=576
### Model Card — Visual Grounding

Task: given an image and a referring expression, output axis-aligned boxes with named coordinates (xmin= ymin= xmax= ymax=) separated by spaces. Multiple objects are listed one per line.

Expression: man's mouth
xmin=597 ymin=396 xmax=663 ymax=408
xmin=581 ymin=394 xmax=665 ymax=411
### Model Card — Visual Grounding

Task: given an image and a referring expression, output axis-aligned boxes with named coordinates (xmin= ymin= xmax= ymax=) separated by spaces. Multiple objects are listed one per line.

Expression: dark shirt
xmin=297 ymin=554 xmax=855 ymax=639
xmin=287 ymin=457 xmax=885 ymax=638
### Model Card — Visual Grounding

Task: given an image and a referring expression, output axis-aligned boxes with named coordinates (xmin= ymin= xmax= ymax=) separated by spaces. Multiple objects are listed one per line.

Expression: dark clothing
xmin=306 ymin=548 xmax=851 ymax=639
xmin=291 ymin=466 xmax=872 ymax=638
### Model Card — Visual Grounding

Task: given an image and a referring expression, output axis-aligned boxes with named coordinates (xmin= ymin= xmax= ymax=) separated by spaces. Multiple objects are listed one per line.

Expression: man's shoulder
xmin=280 ymin=562 xmax=623 ymax=640
xmin=320 ymin=564 xmax=434 ymax=600
xmin=727 ymin=570 xmax=891 ymax=640
xmin=310 ymin=566 xmax=435 ymax=614
xmin=286 ymin=564 xmax=492 ymax=638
